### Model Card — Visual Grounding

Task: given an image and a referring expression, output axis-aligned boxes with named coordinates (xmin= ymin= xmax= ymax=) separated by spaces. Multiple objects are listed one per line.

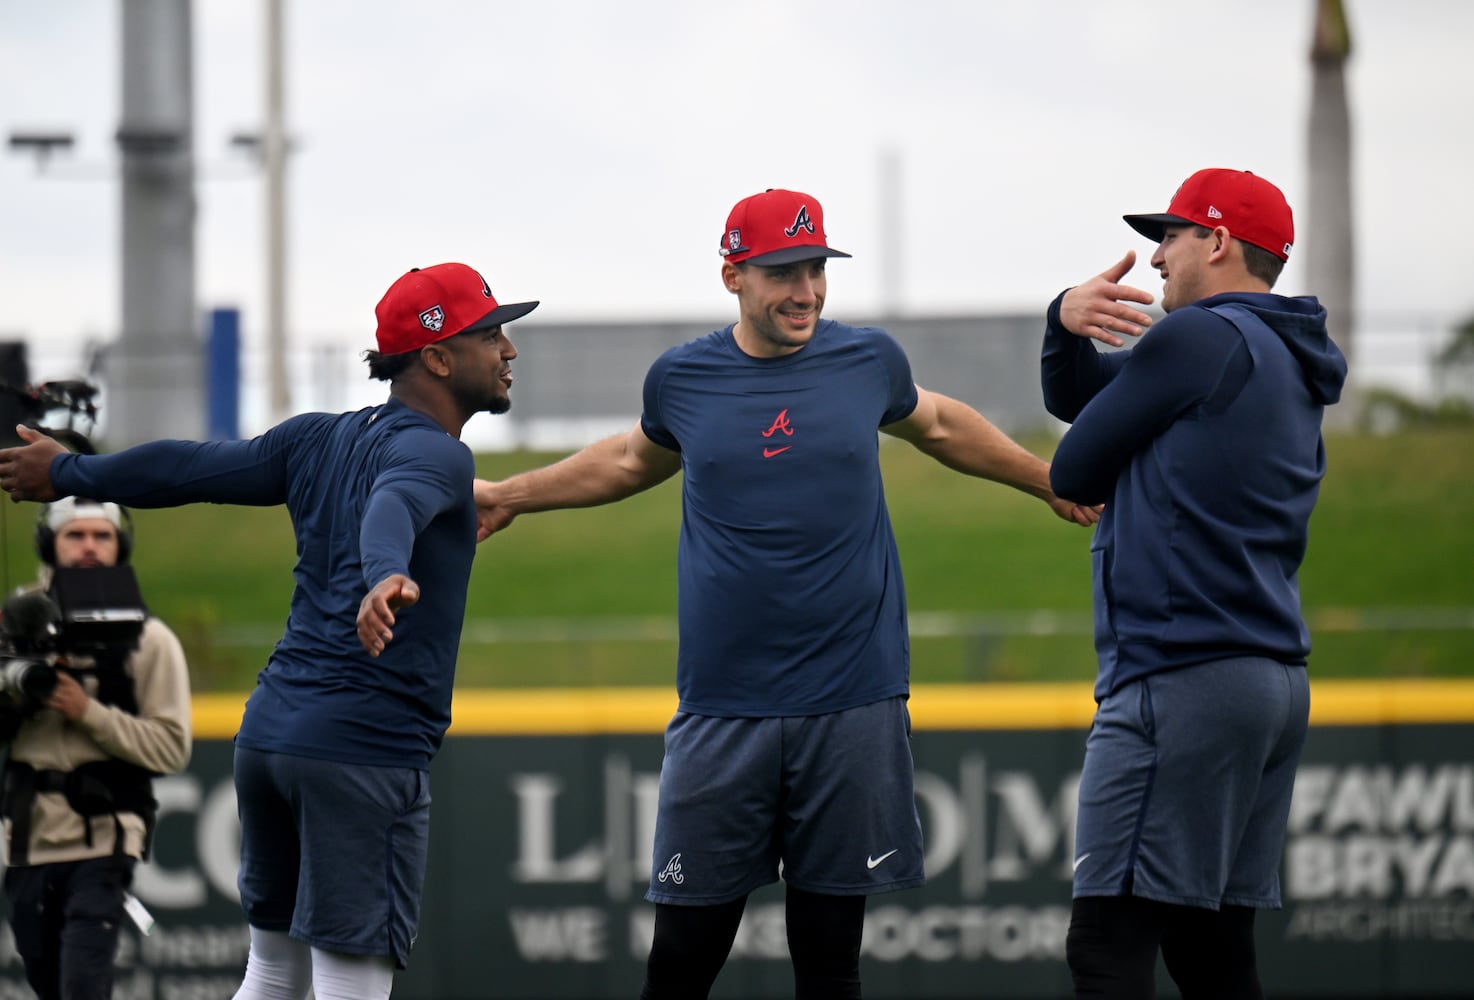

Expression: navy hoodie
xmin=1042 ymin=291 xmax=1348 ymax=701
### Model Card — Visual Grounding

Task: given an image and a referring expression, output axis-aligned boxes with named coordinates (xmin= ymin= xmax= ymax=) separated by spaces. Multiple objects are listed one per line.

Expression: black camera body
xmin=0 ymin=565 xmax=148 ymax=711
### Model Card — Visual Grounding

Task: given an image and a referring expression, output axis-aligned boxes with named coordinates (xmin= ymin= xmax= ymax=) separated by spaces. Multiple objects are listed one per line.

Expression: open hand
xmin=0 ymin=425 xmax=67 ymax=503
xmin=1059 ymin=251 xmax=1155 ymax=348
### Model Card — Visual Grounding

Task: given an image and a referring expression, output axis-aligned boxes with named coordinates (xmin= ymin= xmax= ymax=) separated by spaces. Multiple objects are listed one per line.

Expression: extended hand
xmin=1059 ymin=251 xmax=1155 ymax=348
xmin=357 ymin=574 xmax=420 ymax=656
xmin=0 ymin=425 xmax=67 ymax=503
xmin=1048 ymin=496 xmax=1103 ymax=527
xmin=473 ymin=478 xmax=518 ymax=543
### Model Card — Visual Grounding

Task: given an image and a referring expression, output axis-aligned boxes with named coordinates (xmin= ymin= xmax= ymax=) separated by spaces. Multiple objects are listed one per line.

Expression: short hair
xmin=363 ymin=349 xmax=416 ymax=382
xmin=1191 ymin=226 xmax=1285 ymax=289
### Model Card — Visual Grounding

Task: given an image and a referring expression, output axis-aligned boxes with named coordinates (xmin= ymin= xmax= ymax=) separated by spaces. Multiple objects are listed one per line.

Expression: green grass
xmin=3 ymin=428 xmax=1469 ymax=690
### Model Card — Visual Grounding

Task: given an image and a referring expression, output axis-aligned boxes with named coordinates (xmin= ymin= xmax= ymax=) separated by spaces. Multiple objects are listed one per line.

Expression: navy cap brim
xmin=1122 ymin=212 xmax=1195 ymax=244
xmin=741 ymin=246 xmax=853 ymax=267
xmin=460 ymin=300 xmax=539 ymax=335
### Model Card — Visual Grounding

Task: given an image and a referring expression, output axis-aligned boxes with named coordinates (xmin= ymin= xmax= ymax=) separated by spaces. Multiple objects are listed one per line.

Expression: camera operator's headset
xmin=34 ymin=498 xmax=134 ymax=566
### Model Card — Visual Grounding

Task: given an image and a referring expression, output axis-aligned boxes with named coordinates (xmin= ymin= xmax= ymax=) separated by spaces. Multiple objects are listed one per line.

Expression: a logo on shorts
xmin=657 ymin=853 xmax=685 ymax=885
xmin=1073 ymin=852 xmax=1091 ymax=873
xmin=866 ymin=849 xmax=899 ymax=870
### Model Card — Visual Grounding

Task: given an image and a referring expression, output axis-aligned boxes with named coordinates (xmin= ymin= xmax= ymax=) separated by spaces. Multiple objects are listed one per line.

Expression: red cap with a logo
xmin=374 ymin=263 xmax=539 ymax=355
xmin=1123 ymin=168 xmax=1295 ymax=261
xmin=718 ymin=189 xmax=852 ymax=266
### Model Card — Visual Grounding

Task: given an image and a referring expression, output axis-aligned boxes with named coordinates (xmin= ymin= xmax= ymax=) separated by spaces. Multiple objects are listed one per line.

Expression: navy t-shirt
xmin=640 ymin=319 xmax=919 ymax=717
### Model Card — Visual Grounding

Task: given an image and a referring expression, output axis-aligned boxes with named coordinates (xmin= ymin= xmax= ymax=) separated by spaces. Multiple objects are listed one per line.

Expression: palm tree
xmin=1307 ymin=0 xmax=1357 ymax=426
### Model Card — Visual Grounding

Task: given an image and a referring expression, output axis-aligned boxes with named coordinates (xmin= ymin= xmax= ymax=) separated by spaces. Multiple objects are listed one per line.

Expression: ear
xmin=419 ymin=342 xmax=454 ymax=378
xmin=1208 ymin=225 xmax=1234 ymax=263
xmin=721 ymin=261 xmax=743 ymax=294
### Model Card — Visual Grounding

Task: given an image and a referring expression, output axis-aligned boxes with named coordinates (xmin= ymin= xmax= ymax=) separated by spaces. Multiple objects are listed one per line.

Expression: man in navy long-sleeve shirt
xmin=0 ymin=262 xmax=537 ymax=1000
xmin=1042 ymin=169 xmax=1347 ymax=999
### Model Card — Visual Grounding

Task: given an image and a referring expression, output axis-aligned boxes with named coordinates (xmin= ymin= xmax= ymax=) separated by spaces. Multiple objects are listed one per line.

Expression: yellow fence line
xmin=189 ymin=679 xmax=1474 ymax=739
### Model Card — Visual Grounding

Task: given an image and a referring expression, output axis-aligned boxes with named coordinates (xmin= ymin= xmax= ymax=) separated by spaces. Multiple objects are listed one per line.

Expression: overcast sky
xmin=2 ymin=1 xmax=1471 ymax=400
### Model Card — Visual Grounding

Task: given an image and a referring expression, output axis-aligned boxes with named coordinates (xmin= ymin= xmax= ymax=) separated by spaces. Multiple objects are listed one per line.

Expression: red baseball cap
xmin=718 ymin=189 xmax=852 ymax=266
xmin=1123 ymin=168 xmax=1295 ymax=261
xmin=374 ymin=263 xmax=539 ymax=355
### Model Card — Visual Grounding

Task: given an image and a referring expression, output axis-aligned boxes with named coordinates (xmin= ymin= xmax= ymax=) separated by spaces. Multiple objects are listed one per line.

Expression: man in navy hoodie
xmin=1041 ymin=168 xmax=1347 ymax=999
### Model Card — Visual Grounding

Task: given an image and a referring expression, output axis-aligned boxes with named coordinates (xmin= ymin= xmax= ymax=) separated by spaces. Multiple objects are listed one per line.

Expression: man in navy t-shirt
xmin=477 ymin=188 xmax=1097 ymax=999
xmin=0 ymin=262 xmax=537 ymax=1000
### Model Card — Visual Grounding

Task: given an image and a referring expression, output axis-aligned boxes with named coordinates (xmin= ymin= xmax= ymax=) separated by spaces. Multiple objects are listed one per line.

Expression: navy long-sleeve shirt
xmin=51 ymin=397 xmax=476 ymax=768
xmin=1043 ymin=291 xmax=1347 ymax=700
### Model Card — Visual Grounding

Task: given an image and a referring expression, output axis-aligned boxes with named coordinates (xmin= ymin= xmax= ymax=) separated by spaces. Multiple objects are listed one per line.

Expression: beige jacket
xmin=2 ymin=616 xmax=192 ymax=865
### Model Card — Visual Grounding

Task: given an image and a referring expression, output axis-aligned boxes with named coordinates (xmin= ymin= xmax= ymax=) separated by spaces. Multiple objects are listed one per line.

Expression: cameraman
xmin=0 ymin=498 xmax=191 ymax=1000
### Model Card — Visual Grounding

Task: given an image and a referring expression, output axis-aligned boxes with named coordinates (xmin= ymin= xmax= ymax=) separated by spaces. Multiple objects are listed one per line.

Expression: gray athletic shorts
xmin=1072 ymin=657 xmax=1309 ymax=910
xmin=646 ymin=696 xmax=925 ymax=905
xmin=234 ymin=745 xmax=431 ymax=967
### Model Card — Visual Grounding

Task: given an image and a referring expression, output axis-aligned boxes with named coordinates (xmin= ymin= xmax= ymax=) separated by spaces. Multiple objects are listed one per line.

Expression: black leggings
xmin=640 ymin=888 xmax=866 ymax=1000
xmin=1065 ymin=895 xmax=1264 ymax=1000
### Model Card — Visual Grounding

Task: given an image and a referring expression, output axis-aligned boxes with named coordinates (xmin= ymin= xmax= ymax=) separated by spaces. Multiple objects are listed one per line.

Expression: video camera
xmin=0 ymin=565 xmax=148 ymax=709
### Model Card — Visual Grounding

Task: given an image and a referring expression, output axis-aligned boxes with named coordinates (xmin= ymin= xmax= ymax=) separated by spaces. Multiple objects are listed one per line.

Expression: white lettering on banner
xmin=1289 ymin=765 xmax=1474 ymax=834
xmin=864 ymin=905 xmax=1070 ymax=963
xmin=623 ymin=904 xmax=1070 ymax=964
xmin=510 ymin=754 xmax=1080 ymax=901
xmin=507 ymin=908 xmax=608 ymax=962
xmin=133 ymin=776 xmax=241 ymax=907
xmin=1285 ymin=901 xmax=1474 ymax=942
xmin=1284 ymin=762 xmax=1474 ymax=943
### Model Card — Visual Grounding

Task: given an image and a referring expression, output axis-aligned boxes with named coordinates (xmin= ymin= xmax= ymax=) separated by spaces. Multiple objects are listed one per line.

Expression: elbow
xmin=1049 ymin=464 xmax=1108 ymax=508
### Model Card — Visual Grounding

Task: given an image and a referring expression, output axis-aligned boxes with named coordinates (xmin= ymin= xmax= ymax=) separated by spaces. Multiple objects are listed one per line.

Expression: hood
xmin=1203 ymin=292 xmax=1348 ymax=406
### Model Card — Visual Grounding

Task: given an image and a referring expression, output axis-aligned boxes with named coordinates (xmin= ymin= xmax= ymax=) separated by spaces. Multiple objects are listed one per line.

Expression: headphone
xmin=35 ymin=497 xmax=135 ymax=566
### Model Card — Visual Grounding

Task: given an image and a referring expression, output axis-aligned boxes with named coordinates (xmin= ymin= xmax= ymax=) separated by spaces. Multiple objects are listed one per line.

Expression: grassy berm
xmin=1 ymin=428 xmax=1467 ymax=691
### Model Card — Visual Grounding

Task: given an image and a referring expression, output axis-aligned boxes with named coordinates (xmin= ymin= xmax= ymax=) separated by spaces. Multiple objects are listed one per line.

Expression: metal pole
xmin=265 ymin=0 xmax=290 ymax=423
xmin=113 ymin=0 xmax=203 ymax=446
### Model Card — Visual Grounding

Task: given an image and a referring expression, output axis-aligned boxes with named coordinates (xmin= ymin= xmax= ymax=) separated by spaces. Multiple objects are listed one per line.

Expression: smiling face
xmin=724 ymin=258 xmax=828 ymax=357
xmin=1151 ymin=224 xmax=1217 ymax=313
xmin=442 ymin=324 xmax=520 ymax=416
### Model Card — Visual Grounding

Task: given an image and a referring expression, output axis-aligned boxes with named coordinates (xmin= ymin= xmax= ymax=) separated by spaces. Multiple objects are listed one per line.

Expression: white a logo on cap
xmin=727 ymin=229 xmax=742 ymax=252
xmin=784 ymin=206 xmax=816 ymax=238
xmin=419 ymin=305 xmax=445 ymax=332
xmin=1207 ymin=205 xmax=1223 ymax=219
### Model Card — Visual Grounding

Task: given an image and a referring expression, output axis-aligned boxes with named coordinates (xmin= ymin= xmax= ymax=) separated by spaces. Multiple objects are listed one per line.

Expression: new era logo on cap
xmin=374 ymin=263 xmax=539 ymax=355
xmin=718 ymin=189 xmax=852 ymax=267
xmin=1122 ymin=168 xmax=1295 ymax=262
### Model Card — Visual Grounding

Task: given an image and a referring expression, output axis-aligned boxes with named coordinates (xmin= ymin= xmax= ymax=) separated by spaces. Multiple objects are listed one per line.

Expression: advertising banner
xmin=0 ymin=681 xmax=1469 ymax=999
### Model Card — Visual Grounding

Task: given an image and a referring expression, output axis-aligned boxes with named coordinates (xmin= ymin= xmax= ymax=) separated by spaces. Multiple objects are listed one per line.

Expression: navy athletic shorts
xmin=646 ymin=695 xmax=925 ymax=905
xmin=1071 ymin=657 xmax=1310 ymax=910
xmin=233 ymin=745 xmax=431 ymax=967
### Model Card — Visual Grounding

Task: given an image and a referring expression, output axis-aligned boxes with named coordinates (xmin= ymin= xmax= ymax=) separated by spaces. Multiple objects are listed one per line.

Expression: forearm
xmin=55 ymin=438 xmax=286 ymax=507
xmin=493 ymin=430 xmax=678 ymax=515
xmin=1042 ymin=291 xmax=1117 ymax=422
xmin=892 ymin=393 xmax=1053 ymax=501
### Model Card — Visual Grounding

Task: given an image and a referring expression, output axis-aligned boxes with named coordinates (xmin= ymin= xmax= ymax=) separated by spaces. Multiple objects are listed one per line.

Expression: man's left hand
xmin=357 ymin=574 xmax=421 ymax=656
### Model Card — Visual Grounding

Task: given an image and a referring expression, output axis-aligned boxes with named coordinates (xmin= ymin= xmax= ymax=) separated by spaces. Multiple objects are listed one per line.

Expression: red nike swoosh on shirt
xmin=763 ymin=446 xmax=792 ymax=458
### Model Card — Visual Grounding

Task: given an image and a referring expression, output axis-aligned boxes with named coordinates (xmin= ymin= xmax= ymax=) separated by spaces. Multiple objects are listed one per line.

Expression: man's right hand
xmin=473 ymin=478 xmax=518 ymax=543
xmin=1059 ymin=251 xmax=1156 ymax=348
xmin=0 ymin=425 xmax=66 ymax=503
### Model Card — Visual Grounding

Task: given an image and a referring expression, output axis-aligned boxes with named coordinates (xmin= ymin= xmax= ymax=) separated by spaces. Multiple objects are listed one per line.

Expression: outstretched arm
xmin=882 ymin=389 xmax=1099 ymax=526
xmin=476 ymin=422 xmax=681 ymax=540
